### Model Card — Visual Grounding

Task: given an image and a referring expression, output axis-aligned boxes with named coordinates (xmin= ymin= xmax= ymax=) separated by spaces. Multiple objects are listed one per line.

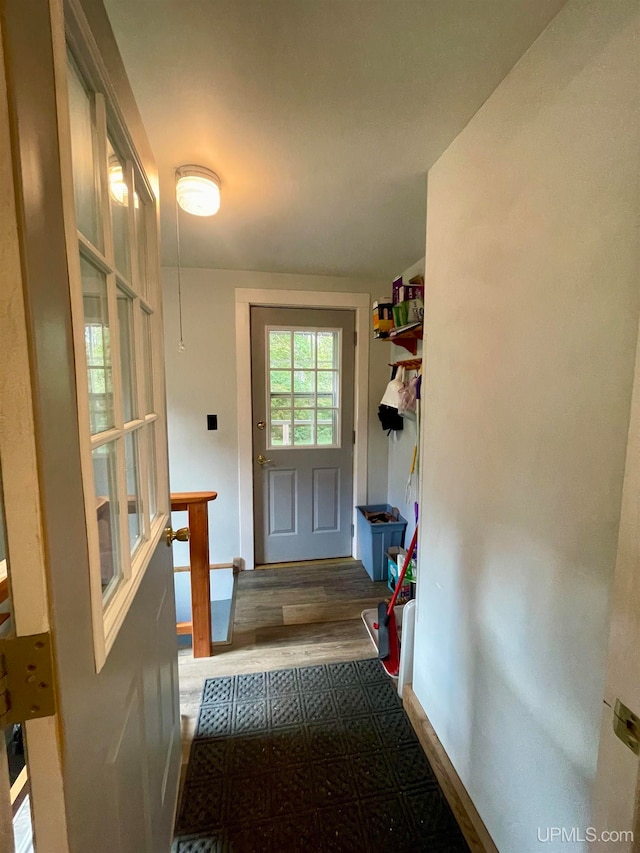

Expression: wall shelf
xmin=376 ymin=323 xmax=423 ymax=355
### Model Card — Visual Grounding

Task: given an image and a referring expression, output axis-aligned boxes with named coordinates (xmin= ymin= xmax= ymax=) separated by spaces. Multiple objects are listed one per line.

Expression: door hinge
xmin=613 ymin=699 xmax=640 ymax=755
xmin=0 ymin=633 xmax=56 ymax=727
xmin=351 ymin=523 xmax=355 ymax=537
xmin=352 ymin=429 xmax=356 ymax=445
xmin=354 ymin=330 xmax=357 ymax=347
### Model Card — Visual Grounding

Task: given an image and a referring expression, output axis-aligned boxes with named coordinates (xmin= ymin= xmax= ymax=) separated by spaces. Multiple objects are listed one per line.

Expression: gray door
xmin=251 ymin=307 xmax=355 ymax=564
xmin=1 ymin=2 xmax=180 ymax=850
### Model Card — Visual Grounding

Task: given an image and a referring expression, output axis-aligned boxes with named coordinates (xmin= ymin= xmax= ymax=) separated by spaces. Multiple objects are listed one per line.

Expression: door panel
xmin=268 ymin=469 xmax=297 ymax=536
xmin=1 ymin=2 xmax=181 ymax=851
xmin=312 ymin=468 xmax=340 ymax=532
xmin=251 ymin=307 xmax=355 ymax=563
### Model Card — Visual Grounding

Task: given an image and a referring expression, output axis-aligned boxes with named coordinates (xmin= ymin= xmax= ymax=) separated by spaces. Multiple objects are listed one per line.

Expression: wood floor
xmin=177 ymin=559 xmax=388 ymax=763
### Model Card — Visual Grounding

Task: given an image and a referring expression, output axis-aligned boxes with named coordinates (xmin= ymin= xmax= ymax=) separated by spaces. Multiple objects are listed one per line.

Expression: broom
xmin=376 ymin=525 xmax=418 ymax=677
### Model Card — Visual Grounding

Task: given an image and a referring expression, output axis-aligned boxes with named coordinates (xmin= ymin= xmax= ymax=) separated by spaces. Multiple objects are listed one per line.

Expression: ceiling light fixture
xmin=175 ymin=165 xmax=221 ymax=217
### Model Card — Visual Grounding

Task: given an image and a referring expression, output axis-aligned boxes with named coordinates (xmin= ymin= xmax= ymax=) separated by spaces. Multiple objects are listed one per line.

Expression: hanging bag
xmin=378 ymin=366 xmax=405 ymax=434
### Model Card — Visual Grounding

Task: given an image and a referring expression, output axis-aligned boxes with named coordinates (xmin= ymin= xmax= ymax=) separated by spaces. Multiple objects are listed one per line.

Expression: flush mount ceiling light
xmin=175 ymin=165 xmax=221 ymax=216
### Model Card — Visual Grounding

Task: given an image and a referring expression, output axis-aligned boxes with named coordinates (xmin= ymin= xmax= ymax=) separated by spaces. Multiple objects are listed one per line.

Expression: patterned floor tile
xmin=331 ymin=685 xmax=371 ymax=718
xmin=269 ymin=725 xmax=309 ymax=767
xmin=313 ymin=756 xmax=356 ymax=807
xmin=297 ymin=664 xmax=331 ymax=692
xmin=226 ymin=734 xmax=272 ymax=777
xmin=301 ymin=689 xmax=337 ymax=722
xmin=266 ymin=667 xmax=299 ymax=697
xmin=316 ymin=802 xmax=369 ymax=852
xmin=196 ymin=703 xmax=233 ymax=740
xmin=386 ymin=744 xmax=438 ymax=790
xmin=271 ymin=810 xmax=319 ymax=849
xmin=268 ymin=694 xmax=303 ymax=729
xmin=234 ymin=671 xmax=267 ymax=701
xmin=307 ymin=718 xmax=347 ymax=760
xmin=326 ymin=660 xmax=360 ymax=686
xmin=233 ymin=700 xmax=268 ymax=733
xmin=187 ymin=740 xmax=229 ymax=780
xmin=201 ymin=677 xmax=234 ymax=706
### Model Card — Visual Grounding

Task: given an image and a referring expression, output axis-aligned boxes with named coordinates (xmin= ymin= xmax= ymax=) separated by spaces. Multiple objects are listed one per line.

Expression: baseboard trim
xmin=403 ymin=685 xmax=498 ymax=853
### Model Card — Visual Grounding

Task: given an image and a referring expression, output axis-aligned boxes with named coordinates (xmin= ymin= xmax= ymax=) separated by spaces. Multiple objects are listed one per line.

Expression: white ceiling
xmin=104 ymin=0 xmax=567 ymax=278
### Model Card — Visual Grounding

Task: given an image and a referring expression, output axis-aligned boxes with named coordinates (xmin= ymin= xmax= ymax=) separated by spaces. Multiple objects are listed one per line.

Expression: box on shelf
xmin=356 ymin=504 xmax=407 ymax=581
xmin=372 ymin=300 xmax=394 ymax=337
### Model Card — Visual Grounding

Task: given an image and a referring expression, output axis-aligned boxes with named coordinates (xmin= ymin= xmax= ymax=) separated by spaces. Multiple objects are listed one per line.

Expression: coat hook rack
xmin=389 ymin=357 xmax=422 ymax=370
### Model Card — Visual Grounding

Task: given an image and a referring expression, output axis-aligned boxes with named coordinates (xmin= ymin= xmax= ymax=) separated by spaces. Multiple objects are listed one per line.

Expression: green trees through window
xmin=268 ymin=329 xmax=340 ymax=447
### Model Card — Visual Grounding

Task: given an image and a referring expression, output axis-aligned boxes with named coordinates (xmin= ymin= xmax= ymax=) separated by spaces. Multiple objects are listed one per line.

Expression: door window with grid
xmin=267 ymin=328 xmax=342 ymax=449
xmin=66 ymin=51 xmax=166 ymax=665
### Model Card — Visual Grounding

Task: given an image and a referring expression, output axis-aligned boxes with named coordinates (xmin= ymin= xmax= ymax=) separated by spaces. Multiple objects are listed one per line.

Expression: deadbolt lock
xmin=165 ymin=526 xmax=190 ymax=547
xmin=613 ymin=699 xmax=640 ymax=755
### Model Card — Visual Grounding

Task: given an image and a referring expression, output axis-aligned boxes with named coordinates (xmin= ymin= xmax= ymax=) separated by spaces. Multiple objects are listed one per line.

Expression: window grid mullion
xmin=94 ymin=94 xmax=113 ymax=272
xmin=114 ymin=435 xmax=132 ymax=582
xmin=124 ymin=160 xmax=138 ymax=293
xmin=132 ymin=297 xmax=152 ymax=541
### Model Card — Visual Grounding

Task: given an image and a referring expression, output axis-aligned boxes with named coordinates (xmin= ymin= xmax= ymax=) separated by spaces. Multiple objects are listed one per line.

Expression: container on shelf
xmin=387 ymin=547 xmax=414 ymax=604
xmin=356 ymin=504 xmax=407 ymax=581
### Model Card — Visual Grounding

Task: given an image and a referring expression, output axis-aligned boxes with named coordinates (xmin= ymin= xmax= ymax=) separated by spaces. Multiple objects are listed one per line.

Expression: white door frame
xmin=0 ymin=16 xmax=68 ymax=847
xmin=236 ymin=288 xmax=369 ymax=570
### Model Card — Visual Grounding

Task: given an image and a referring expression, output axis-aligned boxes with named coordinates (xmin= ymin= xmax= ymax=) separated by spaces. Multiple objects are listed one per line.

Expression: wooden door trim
xmin=235 ymin=289 xmax=369 ymax=570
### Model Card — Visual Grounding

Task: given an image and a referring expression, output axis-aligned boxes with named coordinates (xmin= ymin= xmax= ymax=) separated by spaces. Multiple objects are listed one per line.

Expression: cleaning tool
xmin=376 ymin=525 xmax=418 ymax=676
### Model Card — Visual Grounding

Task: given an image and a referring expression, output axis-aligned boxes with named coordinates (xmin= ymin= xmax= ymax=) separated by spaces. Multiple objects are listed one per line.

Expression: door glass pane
xmin=107 ymin=138 xmax=131 ymax=280
xmin=117 ymin=288 xmax=137 ymax=423
xmin=147 ymin=423 xmax=158 ymax=520
xmin=92 ymin=442 xmax=122 ymax=602
xmin=67 ymin=55 xmax=103 ymax=250
xmin=141 ymin=309 xmax=154 ymax=413
xmin=82 ymin=257 xmax=114 ymax=434
xmin=269 ymin=331 xmax=291 ymax=368
xmin=293 ymin=332 xmax=314 ymax=368
xmin=317 ymin=332 xmax=337 ymax=369
xmin=134 ymin=190 xmax=148 ymax=297
xmin=317 ymin=410 xmax=338 ymax=446
xmin=124 ymin=432 xmax=142 ymax=554
xmin=267 ymin=328 xmax=341 ymax=448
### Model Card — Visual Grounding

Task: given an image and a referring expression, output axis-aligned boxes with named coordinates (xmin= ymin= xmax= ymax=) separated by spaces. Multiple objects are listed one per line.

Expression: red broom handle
xmin=386 ymin=525 xmax=418 ymax=617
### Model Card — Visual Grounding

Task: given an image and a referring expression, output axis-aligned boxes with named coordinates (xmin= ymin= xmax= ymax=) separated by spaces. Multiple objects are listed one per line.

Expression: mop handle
xmin=387 ymin=525 xmax=418 ymax=617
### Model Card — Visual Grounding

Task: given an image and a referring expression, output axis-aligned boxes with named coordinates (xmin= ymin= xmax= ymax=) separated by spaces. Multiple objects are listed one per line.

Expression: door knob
xmin=165 ymin=526 xmax=190 ymax=547
xmin=257 ymin=454 xmax=273 ymax=466
xmin=256 ymin=420 xmax=266 ymax=430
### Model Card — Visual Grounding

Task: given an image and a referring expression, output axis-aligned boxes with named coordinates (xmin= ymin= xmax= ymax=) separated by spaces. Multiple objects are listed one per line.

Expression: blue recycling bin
xmin=356 ymin=504 xmax=408 ymax=581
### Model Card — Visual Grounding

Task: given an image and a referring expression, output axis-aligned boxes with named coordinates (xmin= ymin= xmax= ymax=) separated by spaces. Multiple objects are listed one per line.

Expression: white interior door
xmin=0 ymin=1 xmax=181 ymax=850
xmin=591 ymin=311 xmax=640 ymax=851
xmin=251 ymin=307 xmax=356 ymax=564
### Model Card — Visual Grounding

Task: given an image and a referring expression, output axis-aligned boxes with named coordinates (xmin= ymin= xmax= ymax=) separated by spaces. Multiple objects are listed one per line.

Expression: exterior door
xmin=251 ymin=307 xmax=355 ymax=564
xmin=591 ymin=313 xmax=640 ymax=851
xmin=0 ymin=1 xmax=180 ymax=851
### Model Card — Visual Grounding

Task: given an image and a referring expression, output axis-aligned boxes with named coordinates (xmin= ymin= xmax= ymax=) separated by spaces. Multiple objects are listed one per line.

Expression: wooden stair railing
xmin=170 ymin=491 xmax=218 ymax=658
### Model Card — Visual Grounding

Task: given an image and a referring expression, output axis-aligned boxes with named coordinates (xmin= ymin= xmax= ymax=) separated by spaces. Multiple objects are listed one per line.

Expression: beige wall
xmin=413 ymin=0 xmax=640 ymax=850
xmin=162 ymin=266 xmax=390 ymax=566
